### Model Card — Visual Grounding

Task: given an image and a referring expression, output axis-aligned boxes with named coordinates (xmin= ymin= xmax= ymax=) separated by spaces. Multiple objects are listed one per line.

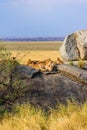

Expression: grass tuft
xmin=0 ymin=102 xmax=87 ymax=130
xmin=78 ymin=59 xmax=85 ymax=68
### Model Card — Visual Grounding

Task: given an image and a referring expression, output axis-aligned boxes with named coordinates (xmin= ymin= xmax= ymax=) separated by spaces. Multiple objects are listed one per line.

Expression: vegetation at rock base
xmin=69 ymin=60 xmax=74 ymax=66
xmin=0 ymin=102 xmax=87 ymax=130
xmin=78 ymin=59 xmax=85 ymax=68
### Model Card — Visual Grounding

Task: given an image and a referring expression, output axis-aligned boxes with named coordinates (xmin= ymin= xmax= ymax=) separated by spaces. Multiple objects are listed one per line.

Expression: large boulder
xmin=1 ymin=64 xmax=87 ymax=110
xmin=10 ymin=65 xmax=87 ymax=110
xmin=60 ymin=30 xmax=87 ymax=61
xmin=14 ymin=64 xmax=87 ymax=110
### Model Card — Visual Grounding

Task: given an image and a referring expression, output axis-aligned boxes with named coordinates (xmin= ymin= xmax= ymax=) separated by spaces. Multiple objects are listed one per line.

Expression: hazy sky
xmin=0 ymin=0 xmax=87 ymax=37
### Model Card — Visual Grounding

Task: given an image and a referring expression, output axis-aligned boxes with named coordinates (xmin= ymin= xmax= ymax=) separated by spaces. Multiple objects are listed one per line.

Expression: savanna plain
xmin=1 ymin=41 xmax=62 ymax=64
xmin=0 ymin=41 xmax=87 ymax=130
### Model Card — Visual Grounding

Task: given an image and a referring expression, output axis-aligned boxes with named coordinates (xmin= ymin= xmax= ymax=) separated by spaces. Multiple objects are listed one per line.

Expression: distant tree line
xmin=0 ymin=37 xmax=64 ymax=42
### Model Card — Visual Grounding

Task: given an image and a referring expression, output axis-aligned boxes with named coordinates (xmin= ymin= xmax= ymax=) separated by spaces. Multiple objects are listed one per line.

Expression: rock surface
xmin=13 ymin=65 xmax=87 ymax=110
xmin=1 ymin=64 xmax=87 ymax=110
xmin=60 ymin=30 xmax=87 ymax=61
xmin=13 ymin=65 xmax=42 ymax=79
xmin=58 ymin=64 xmax=87 ymax=85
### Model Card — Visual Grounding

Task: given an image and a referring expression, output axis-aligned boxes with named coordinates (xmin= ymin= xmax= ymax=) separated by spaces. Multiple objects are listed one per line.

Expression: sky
xmin=0 ymin=0 xmax=87 ymax=37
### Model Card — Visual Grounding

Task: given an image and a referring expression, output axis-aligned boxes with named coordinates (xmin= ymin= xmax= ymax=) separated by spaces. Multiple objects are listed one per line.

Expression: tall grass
xmin=0 ymin=102 xmax=87 ymax=130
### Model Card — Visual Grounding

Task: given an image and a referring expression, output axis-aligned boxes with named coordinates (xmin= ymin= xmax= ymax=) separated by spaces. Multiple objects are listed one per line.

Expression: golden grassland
xmin=0 ymin=102 xmax=87 ymax=130
xmin=2 ymin=41 xmax=62 ymax=51
xmin=11 ymin=50 xmax=61 ymax=64
xmin=0 ymin=41 xmax=62 ymax=64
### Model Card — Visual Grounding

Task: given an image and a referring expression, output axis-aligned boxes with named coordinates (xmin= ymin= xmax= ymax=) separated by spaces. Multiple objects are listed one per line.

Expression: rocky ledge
xmin=1 ymin=64 xmax=86 ymax=110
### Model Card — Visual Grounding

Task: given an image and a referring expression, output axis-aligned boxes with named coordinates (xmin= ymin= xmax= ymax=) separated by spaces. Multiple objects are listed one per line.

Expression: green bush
xmin=0 ymin=45 xmax=24 ymax=107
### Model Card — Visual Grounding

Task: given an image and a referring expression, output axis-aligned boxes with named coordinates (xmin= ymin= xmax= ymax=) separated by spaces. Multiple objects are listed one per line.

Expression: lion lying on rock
xmin=26 ymin=58 xmax=63 ymax=71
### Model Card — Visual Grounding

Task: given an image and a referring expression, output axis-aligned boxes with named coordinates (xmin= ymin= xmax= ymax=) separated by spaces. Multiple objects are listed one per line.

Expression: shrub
xmin=0 ymin=45 xmax=24 ymax=107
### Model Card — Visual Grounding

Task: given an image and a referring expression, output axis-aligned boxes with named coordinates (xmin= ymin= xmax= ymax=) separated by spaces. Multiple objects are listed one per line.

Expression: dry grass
xmin=11 ymin=50 xmax=61 ymax=64
xmin=0 ymin=41 xmax=62 ymax=51
xmin=0 ymin=41 xmax=63 ymax=64
xmin=0 ymin=102 xmax=87 ymax=130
